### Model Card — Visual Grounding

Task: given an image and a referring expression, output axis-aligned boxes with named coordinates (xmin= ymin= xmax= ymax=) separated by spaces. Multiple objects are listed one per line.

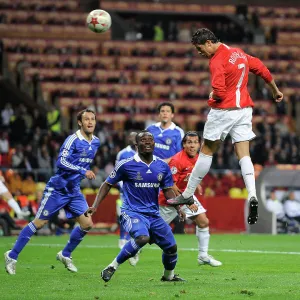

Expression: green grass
xmin=1 ymin=234 xmax=299 ymax=300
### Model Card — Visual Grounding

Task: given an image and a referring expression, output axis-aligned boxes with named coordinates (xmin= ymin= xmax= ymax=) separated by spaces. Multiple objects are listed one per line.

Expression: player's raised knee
xmin=80 ymin=219 xmax=93 ymax=231
xmin=164 ymin=244 xmax=177 ymax=255
xmin=194 ymin=213 xmax=209 ymax=228
xmin=199 ymin=217 xmax=209 ymax=228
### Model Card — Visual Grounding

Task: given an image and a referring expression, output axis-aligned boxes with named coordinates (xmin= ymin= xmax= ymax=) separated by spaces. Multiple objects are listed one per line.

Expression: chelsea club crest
xmin=157 ymin=173 xmax=163 ymax=181
xmin=165 ymin=138 xmax=172 ymax=145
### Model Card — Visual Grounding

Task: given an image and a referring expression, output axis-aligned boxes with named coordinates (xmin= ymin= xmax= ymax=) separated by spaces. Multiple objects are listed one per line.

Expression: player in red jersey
xmin=167 ymin=28 xmax=284 ymax=225
xmin=159 ymin=131 xmax=222 ymax=266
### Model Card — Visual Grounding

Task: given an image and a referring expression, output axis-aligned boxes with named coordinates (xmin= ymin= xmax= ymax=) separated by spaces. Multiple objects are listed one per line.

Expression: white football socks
xmin=110 ymin=258 xmax=120 ymax=269
xmin=7 ymin=198 xmax=22 ymax=215
xmin=163 ymin=269 xmax=174 ymax=280
xmin=182 ymin=153 xmax=213 ymax=199
xmin=239 ymin=156 xmax=257 ymax=201
xmin=196 ymin=226 xmax=210 ymax=258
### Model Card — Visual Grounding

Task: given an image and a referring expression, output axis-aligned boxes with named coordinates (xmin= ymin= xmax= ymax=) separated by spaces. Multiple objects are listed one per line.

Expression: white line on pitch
xmin=26 ymin=243 xmax=300 ymax=255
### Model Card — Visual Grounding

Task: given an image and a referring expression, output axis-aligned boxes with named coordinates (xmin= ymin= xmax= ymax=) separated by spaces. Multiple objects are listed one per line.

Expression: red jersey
xmin=208 ymin=44 xmax=273 ymax=109
xmin=158 ymin=150 xmax=198 ymax=206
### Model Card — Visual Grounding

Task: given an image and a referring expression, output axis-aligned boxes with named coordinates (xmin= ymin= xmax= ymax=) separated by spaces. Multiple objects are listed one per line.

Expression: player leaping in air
xmin=85 ymin=130 xmax=185 ymax=282
xmin=167 ymin=28 xmax=283 ymax=225
xmin=5 ymin=109 xmax=100 ymax=275
xmin=159 ymin=131 xmax=221 ymax=267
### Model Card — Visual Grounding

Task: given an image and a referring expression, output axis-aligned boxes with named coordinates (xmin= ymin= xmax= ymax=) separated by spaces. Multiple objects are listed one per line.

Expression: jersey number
xmin=236 ymin=63 xmax=246 ymax=108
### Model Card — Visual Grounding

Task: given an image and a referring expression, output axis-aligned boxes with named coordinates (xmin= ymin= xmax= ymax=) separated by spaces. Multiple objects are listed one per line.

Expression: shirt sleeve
xmin=175 ymin=128 xmax=184 ymax=153
xmin=168 ymin=157 xmax=180 ymax=183
xmin=161 ymin=163 xmax=174 ymax=189
xmin=246 ymin=54 xmax=273 ymax=83
xmin=56 ymin=137 xmax=86 ymax=176
xmin=146 ymin=124 xmax=153 ymax=132
xmin=106 ymin=161 xmax=126 ymax=185
xmin=210 ymin=59 xmax=227 ymax=100
xmin=115 ymin=151 xmax=122 ymax=165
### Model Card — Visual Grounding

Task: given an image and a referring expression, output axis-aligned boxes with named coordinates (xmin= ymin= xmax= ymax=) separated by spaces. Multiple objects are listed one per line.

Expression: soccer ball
xmin=86 ymin=9 xmax=111 ymax=33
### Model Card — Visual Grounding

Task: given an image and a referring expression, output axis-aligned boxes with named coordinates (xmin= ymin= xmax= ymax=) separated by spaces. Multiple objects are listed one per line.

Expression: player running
xmin=147 ymin=102 xmax=184 ymax=162
xmin=85 ymin=130 xmax=185 ymax=282
xmin=5 ymin=108 xmax=100 ymax=275
xmin=167 ymin=28 xmax=284 ymax=225
xmin=159 ymin=131 xmax=221 ymax=267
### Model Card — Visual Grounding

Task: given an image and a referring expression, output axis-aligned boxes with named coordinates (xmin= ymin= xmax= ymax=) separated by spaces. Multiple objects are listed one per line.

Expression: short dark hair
xmin=191 ymin=28 xmax=219 ymax=45
xmin=181 ymin=131 xmax=201 ymax=147
xmin=77 ymin=109 xmax=96 ymax=127
xmin=77 ymin=108 xmax=96 ymax=122
xmin=157 ymin=102 xmax=175 ymax=114
xmin=136 ymin=130 xmax=154 ymax=144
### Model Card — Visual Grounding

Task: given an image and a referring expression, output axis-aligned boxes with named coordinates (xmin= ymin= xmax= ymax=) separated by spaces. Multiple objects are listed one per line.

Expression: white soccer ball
xmin=86 ymin=9 xmax=111 ymax=33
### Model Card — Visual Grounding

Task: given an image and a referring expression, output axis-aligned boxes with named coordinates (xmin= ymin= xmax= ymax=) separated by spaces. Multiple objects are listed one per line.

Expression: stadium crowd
xmin=0 ymin=101 xmax=299 ymax=187
xmin=0 ymin=1 xmax=300 ymax=236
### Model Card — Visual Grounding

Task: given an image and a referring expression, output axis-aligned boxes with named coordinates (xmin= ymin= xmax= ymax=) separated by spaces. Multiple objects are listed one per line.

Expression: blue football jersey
xmin=146 ymin=122 xmax=184 ymax=159
xmin=115 ymin=145 xmax=136 ymax=193
xmin=115 ymin=145 xmax=135 ymax=164
xmin=106 ymin=154 xmax=174 ymax=215
xmin=48 ymin=130 xmax=100 ymax=194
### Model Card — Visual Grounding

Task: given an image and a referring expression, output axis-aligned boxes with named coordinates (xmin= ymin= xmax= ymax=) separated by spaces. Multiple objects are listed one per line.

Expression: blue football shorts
xmin=36 ymin=186 xmax=88 ymax=220
xmin=120 ymin=210 xmax=176 ymax=251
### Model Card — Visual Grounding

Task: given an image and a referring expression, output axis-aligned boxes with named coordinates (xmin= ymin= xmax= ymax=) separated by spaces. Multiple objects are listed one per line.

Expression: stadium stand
xmin=0 ymin=1 xmax=299 ymax=234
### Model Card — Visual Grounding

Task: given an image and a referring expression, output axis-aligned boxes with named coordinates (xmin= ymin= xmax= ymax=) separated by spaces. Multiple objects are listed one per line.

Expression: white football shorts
xmin=0 ymin=181 xmax=9 ymax=194
xmin=159 ymin=196 xmax=206 ymax=224
xmin=203 ymin=107 xmax=256 ymax=144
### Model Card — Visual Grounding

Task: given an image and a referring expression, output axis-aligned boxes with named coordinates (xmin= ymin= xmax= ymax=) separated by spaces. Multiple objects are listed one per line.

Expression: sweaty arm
xmin=85 ymin=182 xmax=112 ymax=216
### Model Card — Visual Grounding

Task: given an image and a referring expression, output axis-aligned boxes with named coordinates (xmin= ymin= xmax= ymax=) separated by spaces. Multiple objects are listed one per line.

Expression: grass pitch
xmin=0 ymin=234 xmax=299 ymax=300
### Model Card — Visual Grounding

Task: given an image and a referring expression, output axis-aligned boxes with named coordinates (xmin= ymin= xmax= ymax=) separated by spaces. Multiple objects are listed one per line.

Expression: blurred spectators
xmin=21 ymin=173 xmax=36 ymax=196
xmin=0 ymin=131 xmax=9 ymax=154
xmin=47 ymin=105 xmax=61 ymax=134
xmin=266 ymin=191 xmax=286 ymax=220
xmin=153 ymin=22 xmax=164 ymax=42
xmin=1 ymin=103 xmax=14 ymax=129
xmin=284 ymin=191 xmax=300 ymax=223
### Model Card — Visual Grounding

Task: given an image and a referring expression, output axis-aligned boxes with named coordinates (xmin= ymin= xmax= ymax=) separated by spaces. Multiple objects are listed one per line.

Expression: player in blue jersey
xmin=85 ymin=130 xmax=185 ymax=282
xmin=146 ymin=102 xmax=184 ymax=161
xmin=116 ymin=132 xmax=137 ymax=249
xmin=115 ymin=132 xmax=140 ymax=266
xmin=4 ymin=109 xmax=100 ymax=275
xmin=115 ymin=132 xmax=137 ymax=164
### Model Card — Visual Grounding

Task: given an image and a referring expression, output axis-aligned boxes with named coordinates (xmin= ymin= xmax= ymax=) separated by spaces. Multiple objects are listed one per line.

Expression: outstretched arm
xmin=84 ymin=182 xmax=112 ymax=216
